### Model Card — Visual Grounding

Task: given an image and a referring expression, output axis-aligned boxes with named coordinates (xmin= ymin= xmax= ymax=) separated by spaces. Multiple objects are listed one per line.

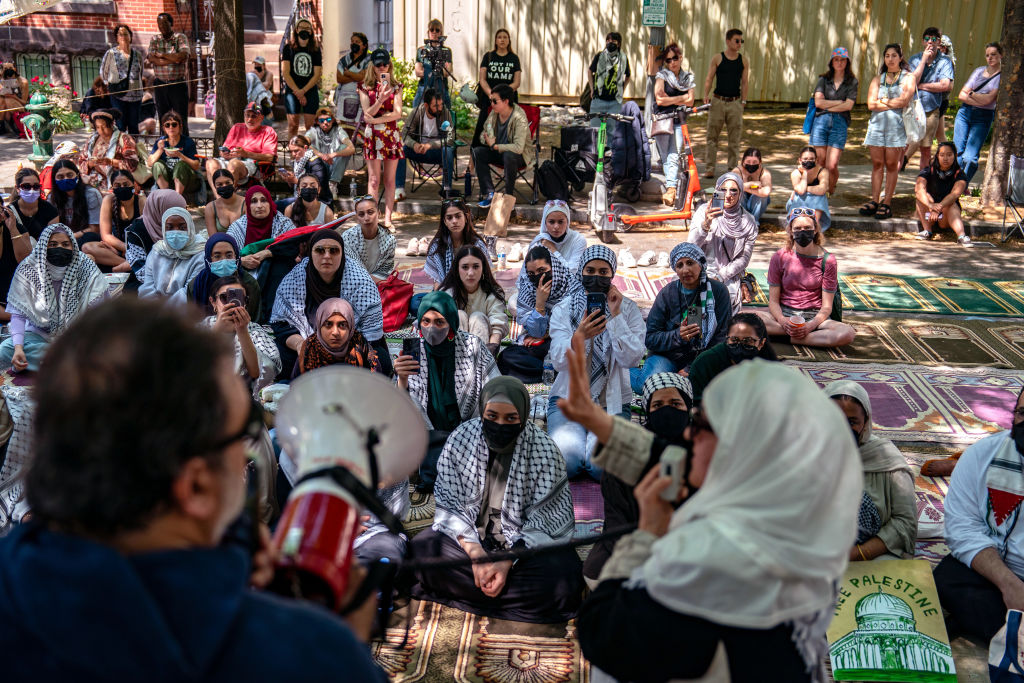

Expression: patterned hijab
xmin=244 ymin=185 xmax=276 ymax=244
xmin=641 ymin=372 xmax=693 ymax=413
xmin=295 ymin=298 xmax=379 ymax=376
xmin=669 ymin=242 xmax=718 ymax=348
xmin=314 ymin=297 xmax=356 ymax=358
xmin=514 ymin=244 xmax=582 ymax=316
xmin=141 ymin=189 xmax=186 ymax=243
xmin=7 ymin=224 xmax=107 ymax=335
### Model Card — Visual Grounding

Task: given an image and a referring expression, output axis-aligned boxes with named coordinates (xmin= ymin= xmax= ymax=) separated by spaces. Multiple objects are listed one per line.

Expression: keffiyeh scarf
xmin=227 ymin=211 xmax=295 ymax=251
xmin=656 ymin=66 xmax=695 ymax=95
xmin=270 ymin=256 xmax=384 ymax=341
xmin=566 ymin=245 xmax=617 ymax=403
xmin=514 ymin=244 xmax=582 ymax=316
xmin=434 ymin=420 xmax=575 ymax=548
xmin=423 ymin=235 xmax=489 ymax=283
xmin=668 ymin=242 xmax=718 ymax=347
xmin=342 ymin=224 xmax=396 ymax=279
xmin=641 ymin=372 xmax=693 ymax=412
xmin=406 ymin=330 xmax=499 ymax=428
xmin=297 ymin=328 xmax=379 ymax=375
xmin=292 ymin=148 xmax=317 ymax=177
xmin=201 ymin=316 xmax=282 ymax=397
xmin=7 ymin=224 xmax=108 ymax=336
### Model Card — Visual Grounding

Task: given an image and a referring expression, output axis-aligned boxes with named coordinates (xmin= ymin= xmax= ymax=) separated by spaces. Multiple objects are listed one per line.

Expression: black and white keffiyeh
xmin=565 ymin=244 xmax=616 ymax=401
xmin=406 ymin=330 xmax=499 ymax=428
xmin=641 ymin=372 xmax=693 ymax=411
xmin=0 ymin=385 xmax=34 ymax=533
xmin=292 ymin=148 xmax=317 ymax=178
xmin=423 ymin=235 xmax=489 ymax=283
xmin=270 ymin=256 xmax=384 ymax=341
xmin=342 ymin=224 xmax=396 ymax=279
xmin=7 ymin=224 xmax=108 ymax=336
xmin=355 ymin=480 xmax=411 ymax=548
xmin=514 ymin=244 xmax=582 ymax=316
xmin=433 ymin=420 xmax=575 ymax=547
xmin=226 ymin=212 xmax=294 ymax=249
xmin=201 ymin=317 xmax=283 ymax=398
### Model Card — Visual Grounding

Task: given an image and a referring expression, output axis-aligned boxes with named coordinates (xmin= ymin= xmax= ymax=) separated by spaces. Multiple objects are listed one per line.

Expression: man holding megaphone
xmin=0 ymin=298 xmax=387 ymax=681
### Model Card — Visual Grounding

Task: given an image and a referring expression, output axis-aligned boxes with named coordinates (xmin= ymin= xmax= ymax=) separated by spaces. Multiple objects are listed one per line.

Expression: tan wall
xmin=393 ymin=0 xmax=1006 ymax=103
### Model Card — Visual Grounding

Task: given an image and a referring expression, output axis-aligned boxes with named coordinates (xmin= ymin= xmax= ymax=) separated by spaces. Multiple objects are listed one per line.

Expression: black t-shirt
xmin=480 ymin=51 xmax=521 ymax=88
xmin=282 ymin=44 xmax=322 ymax=92
xmin=12 ymin=199 xmax=59 ymax=240
xmin=918 ymin=167 xmax=966 ymax=203
xmin=589 ymin=53 xmax=631 ymax=101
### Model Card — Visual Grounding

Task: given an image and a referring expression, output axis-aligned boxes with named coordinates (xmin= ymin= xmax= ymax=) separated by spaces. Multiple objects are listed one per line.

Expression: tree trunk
xmin=213 ymin=0 xmax=246 ymax=148
xmin=981 ymin=0 xmax=1024 ymax=209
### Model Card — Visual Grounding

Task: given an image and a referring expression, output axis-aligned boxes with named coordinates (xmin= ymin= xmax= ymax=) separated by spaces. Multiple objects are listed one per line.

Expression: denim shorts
xmin=284 ymin=88 xmax=320 ymax=115
xmin=809 ymin=112 xmax=849 ymax=150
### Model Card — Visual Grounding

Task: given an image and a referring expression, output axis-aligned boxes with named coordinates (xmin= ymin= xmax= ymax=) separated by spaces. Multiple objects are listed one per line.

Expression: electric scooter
xmin=620 ymin=103 xmax=710 ymax=228
xmin=573 ymin=111 xmax=636 ymax=242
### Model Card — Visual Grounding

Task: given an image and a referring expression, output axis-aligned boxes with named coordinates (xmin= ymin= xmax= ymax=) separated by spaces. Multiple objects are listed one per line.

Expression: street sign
xmin=642 ymin=0 xmax=667 ymax=27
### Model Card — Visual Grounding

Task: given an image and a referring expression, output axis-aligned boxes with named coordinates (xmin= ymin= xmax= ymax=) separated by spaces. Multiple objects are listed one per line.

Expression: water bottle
xmin=464 ymin=168 xmax=473 ymax=198
xmin=349 ymin=179 xmax=358 ymax=197
xmin=542 ymin=356 xmax=555 ymax=385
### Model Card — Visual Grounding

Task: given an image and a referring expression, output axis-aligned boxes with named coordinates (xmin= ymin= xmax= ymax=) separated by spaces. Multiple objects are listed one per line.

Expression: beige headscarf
xmin=825 ymin=380 xmax=910 ymax=474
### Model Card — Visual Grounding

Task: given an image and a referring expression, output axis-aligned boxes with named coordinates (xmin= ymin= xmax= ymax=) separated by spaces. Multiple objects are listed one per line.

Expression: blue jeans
xmin=589 ymin=98 xmax=623 ymax=138
xmin=547 ymin=395 xmax=630 ymax=480
xmin=809 ymin=112 xmax=849 ymax=149
xmin=110 ymin=97 xmax=141 ymax=134
xmin=954 ymin=105 xmax=995 ymax=183
xmin=396 ymin=144 xmax=455 ymax=190
xmin=0 ymin=332 xmax=49 ymax=372
xmin=654 ymin=123 xmax=683 ymax=186
xmin=742 ymin=192 xmax=770 ymax=224
xmin=628 ymin=354 xmax=679 ymax=396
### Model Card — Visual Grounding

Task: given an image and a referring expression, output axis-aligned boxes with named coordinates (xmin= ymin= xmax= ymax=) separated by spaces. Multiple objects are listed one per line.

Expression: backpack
xmin=537 ymin=159 xmax=570 ymax=201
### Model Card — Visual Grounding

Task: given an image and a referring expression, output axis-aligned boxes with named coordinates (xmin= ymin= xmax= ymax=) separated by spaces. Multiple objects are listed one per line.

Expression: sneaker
xmin=637 ymin=250 xmax=657 ymax=266
xmin=958 ymin=235 xmax=974 ymax=248
xmin=619 ymin=247 xmax=637 ymax=268
xmin=508 ymin=242 xmax=524 ymax=263
xmin=656 ymin=251 xmax=670 ymax=268
xmin=916 ymin=230 xmax=933 ymax=240
xmin=478 ymin=192 xmax=494 ymax=208
xmin=395 ymin=187 xmax=407 ymax=201
xmin=404 ymin=238 xmax=419 ymax=256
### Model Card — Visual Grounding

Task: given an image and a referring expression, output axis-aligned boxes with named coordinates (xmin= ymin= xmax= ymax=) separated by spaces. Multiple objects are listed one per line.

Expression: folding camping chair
xmin=407 ymin=111 xmax=462 ymax=195
xmin=1003 ymin=154 xmax=1024 ymax=242
xmin=488 ymin=104 xmax=542 ymax=204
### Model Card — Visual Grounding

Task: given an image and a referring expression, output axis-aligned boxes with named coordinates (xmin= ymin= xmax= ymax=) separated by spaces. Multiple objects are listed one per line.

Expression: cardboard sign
xmin=482 ymin=192 xmax=516 ymax=237
xmin=828 ymin=560 xmax=955 ymax=682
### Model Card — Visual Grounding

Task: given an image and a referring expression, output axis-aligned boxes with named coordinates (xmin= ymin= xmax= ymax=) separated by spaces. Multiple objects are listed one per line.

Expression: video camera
xmin=421 ymin=35 xmax=449 ymax=73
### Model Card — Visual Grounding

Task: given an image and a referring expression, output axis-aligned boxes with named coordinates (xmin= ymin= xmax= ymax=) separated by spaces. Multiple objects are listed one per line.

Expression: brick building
xmin=0 ymin=0 xmax=394 ymax=114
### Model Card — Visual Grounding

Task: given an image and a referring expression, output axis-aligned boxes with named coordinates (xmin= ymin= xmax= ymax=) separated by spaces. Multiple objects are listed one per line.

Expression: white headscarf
xmin=824 ymin=380 xmax=910 ymax=475
xmin=637 ymin=360 xmax=862 ymax=630
xmin=152 ymin=207 xmax=206 ymax=258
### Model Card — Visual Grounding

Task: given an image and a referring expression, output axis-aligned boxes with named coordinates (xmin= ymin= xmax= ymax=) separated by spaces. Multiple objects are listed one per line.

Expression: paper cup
xmin=790 ymin=314 xmax=806 ymax=332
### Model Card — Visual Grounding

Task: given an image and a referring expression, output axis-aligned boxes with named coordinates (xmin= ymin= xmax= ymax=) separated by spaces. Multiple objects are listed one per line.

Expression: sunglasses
xmin=209 ymin=399 xmax=265 ymax=452
xmin=490 ymin=97 xmax=500 ymax=104
xmin=924 ymin=36 xmax=940 ymax=42
xmin=442 ymin=197 xmax=466 ymax=209
xmin=313 ymin=245 xmax=342 ymax=255
xmin=664 ymin=55 xmax=680 ymax=63
xmin=18 ymin=183 xmax=41 ymax=191
xmin=216 ymin=290 xmax=247 ymax=305
xmin=164 ymin=122 xmax=179 ymax=128
xmin=317 ymin=117 xmax=333 ymax=123
xmin=734 ymin=38 xmax=744 ymax=44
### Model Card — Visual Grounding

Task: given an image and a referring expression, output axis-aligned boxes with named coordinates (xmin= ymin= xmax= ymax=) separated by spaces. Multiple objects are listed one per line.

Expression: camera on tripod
xmin=422 ymin=34 xmax=449 ymax=72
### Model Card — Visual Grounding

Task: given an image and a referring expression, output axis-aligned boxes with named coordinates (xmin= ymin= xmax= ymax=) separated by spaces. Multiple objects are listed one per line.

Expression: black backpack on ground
xmin=537 ymin=159 xmax=570 ymax=201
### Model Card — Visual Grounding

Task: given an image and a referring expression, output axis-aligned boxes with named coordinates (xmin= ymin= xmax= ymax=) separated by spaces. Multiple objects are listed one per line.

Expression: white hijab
xmin=637 ymin=359 xmax=862 ymax=629
xmin=825 ymin=379 xmax=910 ymax=474
xmin=152 ymin=207 xmax=206 ymax=259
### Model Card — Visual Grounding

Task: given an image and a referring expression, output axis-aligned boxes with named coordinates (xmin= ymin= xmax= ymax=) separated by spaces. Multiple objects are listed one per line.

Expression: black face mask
xmin=646 ymin=405 xmax=690 ymax=444
xmin=46 ymin=247 xmax=73 ymax=267
xmin=3 ymin=69 xmax=14 ymax=78
xmin=725 ymin=341 xmax=760 ymax=363
xmin=800 ymin=160 xmax=816 ymax=170
xmin=743 ymin=163 xmax=760 ymax=174
xmin=1013 ymin=421 xmax=1024 ymax=457
xmin=606 ymin=42 xmax=619 ymax=52
xmin=481 ymin=419 xmax=523 ymax=452
xmin=297 ymin=31 xmax=312 ymax=41
xmin=528 ymin=271 xmax=551 ymax=288
xmin=112 ymin=185 xmax=135 ymax=202
xmin=351 ymin=43 xmax=362 ymax=55
xmin=216 ymin=184 xmax=236 ymax=199
xmin=299 ymin=187 xmax=319 ymax=202
xmin=793 ymin=230 xmax=815 ymax=247
xmin=581 ymin=274 xmax=612 ymax=294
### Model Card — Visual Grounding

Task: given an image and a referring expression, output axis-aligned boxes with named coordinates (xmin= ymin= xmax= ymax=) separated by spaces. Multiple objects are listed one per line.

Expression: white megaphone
xmin=270 ymin=366 xmax=426 ymax=610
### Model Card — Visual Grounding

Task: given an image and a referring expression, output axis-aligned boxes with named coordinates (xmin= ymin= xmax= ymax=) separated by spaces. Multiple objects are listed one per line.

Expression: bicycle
xmin=620 ymin=103 xmax=710 ymax=229
xmin=572 ymin=111 xmax=637 ymax=242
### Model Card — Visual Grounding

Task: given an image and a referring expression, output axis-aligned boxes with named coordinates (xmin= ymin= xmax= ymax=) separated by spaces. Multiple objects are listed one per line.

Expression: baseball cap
xmin=370 ymin=48 xmax=391 ymax=67
xmin=244 ymin=101 xmax=263 ymax=114
xmin=832 ymin=46 xmax=850 ymax=60
xmin=253 ymin=55 xmax=266 ymax=64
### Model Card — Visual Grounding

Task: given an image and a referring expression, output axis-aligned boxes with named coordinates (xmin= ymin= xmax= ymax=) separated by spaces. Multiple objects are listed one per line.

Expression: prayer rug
xmin=786 ymin=361 xmax=1022 ymax=445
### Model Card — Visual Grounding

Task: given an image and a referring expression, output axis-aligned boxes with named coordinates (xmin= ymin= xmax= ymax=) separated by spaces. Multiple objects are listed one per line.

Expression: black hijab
xmin=304 ymin=229 xmax=345 ymax=322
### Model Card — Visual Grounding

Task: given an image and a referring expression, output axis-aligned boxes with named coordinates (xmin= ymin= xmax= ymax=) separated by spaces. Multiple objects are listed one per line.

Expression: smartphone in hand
xmin=586 ymin=292 xmax=607 ymax=318
xmin=401 ymin=337 xmax=421 ymax=363
xmin=710 ymin=192 xmax=724 ymax=211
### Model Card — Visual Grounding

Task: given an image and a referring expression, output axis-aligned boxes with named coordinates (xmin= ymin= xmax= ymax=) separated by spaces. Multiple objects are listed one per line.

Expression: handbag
xmin=802 ymin=94 xmax=817 ymax=134
xmin=820 ymin=249 xmax=843 ymax=321
xmin=990 ymin=610 xmax=1024 ymax=681
xmin=903 ymin=95 xmax=927 ymax=145
xmin=376 ymin=270 xmax=414 ymax=332
xmin=650 ymin=115 xmax=674 ymax=137
xmin=108 ymin=49 xmax=135 ymax=97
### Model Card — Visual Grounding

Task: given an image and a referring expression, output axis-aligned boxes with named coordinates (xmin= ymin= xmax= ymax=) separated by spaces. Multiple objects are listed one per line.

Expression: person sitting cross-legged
xmin=914 ymin=140 xmax=972 ymax=247
xmin=411 ymin=376 xmax=584 ymax=623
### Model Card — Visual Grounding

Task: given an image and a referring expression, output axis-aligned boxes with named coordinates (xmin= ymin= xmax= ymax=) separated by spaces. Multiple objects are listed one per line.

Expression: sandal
xmin=858 ymin=201 xmax=878 ymax=216
xmin=874 ymin=203 xmax=892 ymax=220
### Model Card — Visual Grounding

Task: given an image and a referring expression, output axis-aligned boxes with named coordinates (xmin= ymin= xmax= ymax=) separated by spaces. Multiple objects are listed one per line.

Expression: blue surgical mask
xmin=55 ymin=177 xmax=79 ymax=192
xmin=210 ymin=259 xmax=238 ymax=277
xmin=165 ymin=231 xmax=190 ymax=250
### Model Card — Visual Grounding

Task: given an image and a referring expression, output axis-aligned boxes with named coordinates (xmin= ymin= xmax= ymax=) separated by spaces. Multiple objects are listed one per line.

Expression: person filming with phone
xmin=0 ymin=298 xmax=387 ymax=681
xmin=546 ymin=245 xmax=645 ymax=480
xmin=629 ymin=243 xmax=730 ymax=395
